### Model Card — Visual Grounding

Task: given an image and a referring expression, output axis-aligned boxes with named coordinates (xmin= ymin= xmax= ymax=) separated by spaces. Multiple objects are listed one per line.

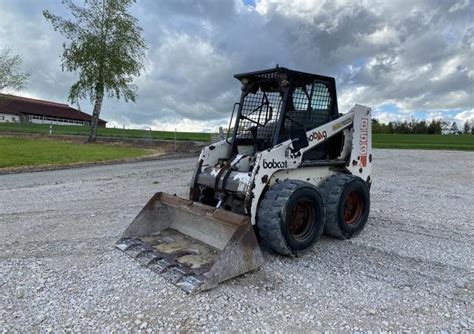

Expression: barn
xmin=0 ymin=94 xmax=107 ymax=127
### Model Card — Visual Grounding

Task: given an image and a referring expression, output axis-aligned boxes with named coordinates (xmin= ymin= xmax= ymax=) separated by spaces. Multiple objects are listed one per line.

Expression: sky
xmin=0 ymin=0 xmax=473 ymax=131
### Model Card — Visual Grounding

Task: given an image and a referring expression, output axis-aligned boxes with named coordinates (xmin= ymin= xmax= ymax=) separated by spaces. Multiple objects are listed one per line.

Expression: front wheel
xmin=320 ymin=174 xmax=370 ymax=239
xmin=257 ymin=180 xmax=325 ymax=256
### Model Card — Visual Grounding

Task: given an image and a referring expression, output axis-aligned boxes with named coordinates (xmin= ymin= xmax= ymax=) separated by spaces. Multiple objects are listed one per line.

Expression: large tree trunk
xmin=88 ymin=88 xmax=104 ymax=143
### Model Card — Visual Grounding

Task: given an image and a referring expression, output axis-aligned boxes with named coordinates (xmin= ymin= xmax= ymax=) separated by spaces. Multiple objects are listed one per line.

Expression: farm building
xmin=0 ymin=94 xmax=107 ymax=127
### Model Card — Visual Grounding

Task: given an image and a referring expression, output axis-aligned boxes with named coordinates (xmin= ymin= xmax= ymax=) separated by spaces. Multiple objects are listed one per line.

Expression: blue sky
xmin=0 ymin=0 xmax=472 ymax=130
xmin=242 ymin=0 xmax=256 ymax=6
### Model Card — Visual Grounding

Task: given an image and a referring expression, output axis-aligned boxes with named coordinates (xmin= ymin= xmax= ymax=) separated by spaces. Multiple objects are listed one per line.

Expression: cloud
xmin=373 ymin=111 xmax=412 ymax=124
xmin=455 ymin=109 xmax=474 ymax=123
xmin=449 ymin=0 xmax=470 ymax=13
xmin=0 ymin=0 xmax=472 ymax=131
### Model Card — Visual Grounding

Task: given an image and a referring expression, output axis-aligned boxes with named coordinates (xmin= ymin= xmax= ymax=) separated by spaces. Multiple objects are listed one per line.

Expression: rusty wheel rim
xmin=344 ymin=191 xmax=363 ymax=225
xmin=289 ymin=200 xmax=315 ymax=241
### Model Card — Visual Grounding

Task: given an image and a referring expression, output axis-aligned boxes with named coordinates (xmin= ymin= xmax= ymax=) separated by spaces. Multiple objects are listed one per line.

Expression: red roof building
xmin=0 ymin=94 xmax=107 ymax=127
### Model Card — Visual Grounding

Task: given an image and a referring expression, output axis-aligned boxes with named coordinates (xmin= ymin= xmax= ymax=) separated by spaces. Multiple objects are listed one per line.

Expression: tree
xmin=427 ymin=119 xmax=442 ymax=134
xmin=463 ymin=120 xmax=471 ymax=134
xmin=450 ymin=121 xmax=459 ymax=134
xmin=43 ymin=0 xmax=146 ymax=142
xmin=0 ymin=47 xmax=29 ymax=93
xmin=413 ymin=120 xmax=428 ymax=134
xmin=388 ymin=122 xmax=394 ymax=134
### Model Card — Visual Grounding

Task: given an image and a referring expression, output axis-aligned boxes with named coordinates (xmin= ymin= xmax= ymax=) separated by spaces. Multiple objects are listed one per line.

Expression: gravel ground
xmin=1 ymin=149 xmax=473 ymax=332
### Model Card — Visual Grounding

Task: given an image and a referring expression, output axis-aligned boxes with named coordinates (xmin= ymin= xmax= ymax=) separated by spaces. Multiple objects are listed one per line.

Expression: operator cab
xmin=228 ymin=66 xmax=340 ymax=160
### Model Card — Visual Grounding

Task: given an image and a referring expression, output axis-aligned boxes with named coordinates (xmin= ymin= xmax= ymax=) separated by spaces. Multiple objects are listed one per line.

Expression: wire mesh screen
xmin=311 ymin=83 xmax=332 ymax=112
xmin=236 ymin=89 xmax=282 ymax=146
xmin=281 ymin=82 xmax=332 ymax=140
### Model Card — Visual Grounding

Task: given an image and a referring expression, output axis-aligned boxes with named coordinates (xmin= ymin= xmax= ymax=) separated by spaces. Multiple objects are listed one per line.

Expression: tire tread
xmin=257 ymin=180 xmax=308 ymax=256
xmin=320 ymin=174 xmax=368 ymax=239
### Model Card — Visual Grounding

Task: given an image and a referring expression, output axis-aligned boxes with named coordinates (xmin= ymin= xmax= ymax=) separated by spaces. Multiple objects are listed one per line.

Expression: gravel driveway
xmin=1 ymin=149 xmax=473 ymax=331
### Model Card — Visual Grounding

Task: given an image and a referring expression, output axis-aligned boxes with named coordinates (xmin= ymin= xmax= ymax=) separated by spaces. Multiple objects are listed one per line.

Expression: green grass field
xmin=373 ymin=134 xmax=474 ymax=151
xmin=1 ymin=122 xmax=473 ymax=161
xmin=0 ymin=136 xmax=153 ymax=168
xmin=0 ymin=122 xmax=211 ymax=142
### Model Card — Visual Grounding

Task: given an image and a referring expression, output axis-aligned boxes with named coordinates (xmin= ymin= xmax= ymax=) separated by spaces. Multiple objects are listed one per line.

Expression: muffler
xmin=115 ymin=192 xmax=264 ymax=293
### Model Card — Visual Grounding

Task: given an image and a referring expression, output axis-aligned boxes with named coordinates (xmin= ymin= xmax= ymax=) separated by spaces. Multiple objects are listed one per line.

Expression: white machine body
xmin=194 ymin=104 xmax=372 ymax=225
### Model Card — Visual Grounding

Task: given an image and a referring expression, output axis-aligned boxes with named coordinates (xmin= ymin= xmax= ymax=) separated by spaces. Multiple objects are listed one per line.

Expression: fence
xmin=0 ymin=122 xmax=212 ymax=142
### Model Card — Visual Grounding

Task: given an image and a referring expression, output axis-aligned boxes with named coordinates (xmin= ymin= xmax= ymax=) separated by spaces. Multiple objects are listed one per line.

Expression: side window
xmin=292 ymin=86 xmax=310 ymax=111
xmin=283 ymin=82 xmax=333 ymax=138
xmin=311 ymin=83 xmax=331 ymax=111
xmin=286 ymin=85 xmax=313 ymax=130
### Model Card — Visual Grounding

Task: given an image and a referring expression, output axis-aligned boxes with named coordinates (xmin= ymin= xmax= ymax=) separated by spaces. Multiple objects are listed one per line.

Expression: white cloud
xmin=373 ymin=111 xmax=413 ymax=124
xmin=426 ymin=111 xmax=452 ymax=121
xmin=255 ymin=0 xmax=326 ymax=17
xmin=366 ymin=26 xmax=399 ymax=45
xmin=432 ymin=54 xmax=469 ymax=81
xmin=448 ymin=0 xmax=470 ymax=13
xmin=338 ymin=86 xmax=368 ymax=113
xmin=455 ymin=109 xmax=474 ymax=123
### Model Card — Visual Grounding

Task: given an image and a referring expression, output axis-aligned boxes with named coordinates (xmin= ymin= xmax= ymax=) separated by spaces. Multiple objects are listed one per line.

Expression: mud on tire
xmin=257 ymin=180 xmax=325 ymax=256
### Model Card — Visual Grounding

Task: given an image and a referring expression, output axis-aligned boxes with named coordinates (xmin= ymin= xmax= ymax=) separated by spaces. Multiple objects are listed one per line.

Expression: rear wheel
xmin=320 ymin=174 xmax=370 ymax=239
xmin=257 ymin=180 xmax=325 ymax=256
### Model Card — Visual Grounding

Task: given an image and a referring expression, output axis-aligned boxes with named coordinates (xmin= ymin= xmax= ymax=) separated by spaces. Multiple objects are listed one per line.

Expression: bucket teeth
xmin=164 ymin=267 xmax=188 ymax=283
xmin=115 ymin=238 xmax=140 ymax=251
xmin=115 ymin=236 xmax=212 ymax=293
xmin=176 ymin=275 xmax=204 ymax=294
xmin=129 ymin=245 xmax=154 ymax=258
xmin=137 ymin=252 xmax=163 ymax=265
xmin=115 ymin=192 xmax=264 ymax=293
xmin=149 ymin=259 xmax=177 ymax=274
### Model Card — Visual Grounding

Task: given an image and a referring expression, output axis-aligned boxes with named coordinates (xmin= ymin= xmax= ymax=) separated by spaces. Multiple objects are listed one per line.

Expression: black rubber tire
xmin=257 ymin=180 xmax=325 ymax=256
xmin=320 ymin=174 xmax=370 ymax=239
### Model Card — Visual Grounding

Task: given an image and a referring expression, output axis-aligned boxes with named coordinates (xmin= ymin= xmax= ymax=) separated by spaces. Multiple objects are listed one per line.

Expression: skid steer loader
xmin=116 ymin=67 xmax=372 ymax=293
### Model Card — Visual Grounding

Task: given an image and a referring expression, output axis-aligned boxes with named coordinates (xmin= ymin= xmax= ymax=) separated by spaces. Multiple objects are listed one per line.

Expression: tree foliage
xmin=373 ymin=118 xmax=474 ymax=135
xmin=0 ymin=48 xmax=30 ymax=93
xmin=372 ymin=118 xmax=446 ymax=134
xmin=43 ymin=0 xmax=146 ymax=142
xmin=463 ymin=120 xmax=474 ymax=134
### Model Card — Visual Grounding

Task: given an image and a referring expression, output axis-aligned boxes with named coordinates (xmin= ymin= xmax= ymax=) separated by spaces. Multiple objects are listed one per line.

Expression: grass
xmin=0 ymin=122 xmax=212 ymax=142
xmin=0 ymin=136 xmax=154 ymax=168
xmin=373 ymin=134 xmax=474 ymax=151
xmin=1 ymin=123 xmax=472 ymax=169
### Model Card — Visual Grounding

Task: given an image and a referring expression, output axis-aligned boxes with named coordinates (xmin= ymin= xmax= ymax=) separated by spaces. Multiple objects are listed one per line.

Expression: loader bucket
xmin=115 ymin=192 xmax=264 ymax=293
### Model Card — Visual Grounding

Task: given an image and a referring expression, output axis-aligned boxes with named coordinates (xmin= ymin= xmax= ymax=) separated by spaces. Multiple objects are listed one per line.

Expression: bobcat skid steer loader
xmin=116 ymin=67 xmax=372 ymax=293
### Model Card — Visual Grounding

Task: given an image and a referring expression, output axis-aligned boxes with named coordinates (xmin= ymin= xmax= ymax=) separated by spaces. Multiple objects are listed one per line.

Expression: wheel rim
xmin=289 ymin=200 xmax=315 ymax=241
xmin=344 ymin=191 xmax=363 ymax=225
